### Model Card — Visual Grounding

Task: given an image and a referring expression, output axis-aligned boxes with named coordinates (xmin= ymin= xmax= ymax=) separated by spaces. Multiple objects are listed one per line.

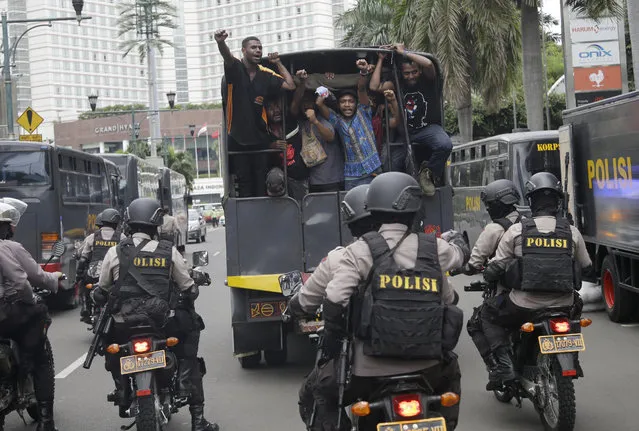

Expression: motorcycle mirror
xmin=279 ymin=270 xmax=303 ymax=297
xmin=51 ymin=240 xmax=66 ymax=258
xmin=192 ymin=251 xmax=209 ymax=267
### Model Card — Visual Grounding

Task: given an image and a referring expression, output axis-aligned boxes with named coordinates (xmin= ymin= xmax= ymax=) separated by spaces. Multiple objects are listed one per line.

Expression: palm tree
xmin=117 ymin=0 xmax=177 ymax=158
xmin=166 ymin=147 xmax=196 ymax=190
xmin=392 ymin=0 xmax=521 ymax=142
xmin=516 ymin=0 xmax=623 ymax=131
xmin=335 ymin=0 xmax=394 ymax=46
xmin=628 ymin=0 xmax=639 ymax=79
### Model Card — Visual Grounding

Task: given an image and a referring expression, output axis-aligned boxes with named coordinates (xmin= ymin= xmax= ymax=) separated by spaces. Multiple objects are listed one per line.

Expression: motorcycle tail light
xmin=133 ymin=338 xmax=152 ymax=353
xmin=550 ymin=318 xmax=571 ymax=333
xmin=392 ymin=394 xmax=422 ymax=418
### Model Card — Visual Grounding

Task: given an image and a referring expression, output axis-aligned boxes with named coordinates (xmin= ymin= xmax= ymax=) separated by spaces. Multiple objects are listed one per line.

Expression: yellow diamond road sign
xmin=17 ymin=107 xmax=44 ymax=134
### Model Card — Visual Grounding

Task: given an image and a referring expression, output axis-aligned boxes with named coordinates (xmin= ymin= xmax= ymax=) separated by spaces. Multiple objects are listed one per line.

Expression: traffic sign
xmin=17 ymin=107 xmax=44 ymax=134
xmin=19 ymin=134 xmax=43 ymax=142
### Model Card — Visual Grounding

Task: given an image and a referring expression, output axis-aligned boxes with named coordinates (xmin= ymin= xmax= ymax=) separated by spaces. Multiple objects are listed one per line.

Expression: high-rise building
xmin=1 ymin=0 xmax=355 ymax=140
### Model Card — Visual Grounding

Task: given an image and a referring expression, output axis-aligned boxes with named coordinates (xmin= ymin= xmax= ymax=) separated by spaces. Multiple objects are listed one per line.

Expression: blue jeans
xmin=344 ymin=172 xmax=378 ymax=190
xmin=409 ymin=124 xmax=453 ymax=179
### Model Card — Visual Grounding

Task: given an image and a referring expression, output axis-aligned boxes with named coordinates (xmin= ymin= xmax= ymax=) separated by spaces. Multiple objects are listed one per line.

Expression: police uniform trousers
xmin=299 ymin=357 xmax=462 ymax=431
xmin=0 ymin=301 xmax=55 ymax=401
xmin=164 ymin=306 xmax=207 ymax=405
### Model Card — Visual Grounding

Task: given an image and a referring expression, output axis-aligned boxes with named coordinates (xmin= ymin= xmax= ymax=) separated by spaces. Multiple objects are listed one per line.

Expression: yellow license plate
xmin=377 ymin=417 xmax=447 ymax=431
xmin=120 ymin=350 xmax=166 ymax=375
xmin=538 ymin=333 xmax=585 ymax=354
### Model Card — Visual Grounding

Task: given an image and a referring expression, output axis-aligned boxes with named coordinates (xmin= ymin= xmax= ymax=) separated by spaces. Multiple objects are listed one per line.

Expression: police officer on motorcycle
xmin=463 ymin=180 xmax=521 ymax=374
xmin=0 ymin=198 xmax=63 ymax=431
xmin=286 ymin=184 xmax=380 ymax=429
xmin=479 ymin=172 xmax=592 ymax=390
xmin=296 ymin=172 xmax=470 ymax=429
xmin=157 ymin=205 xmax=179 ymax=244
xmin=95 ymin=198 xmax=218 ymax=431
xmin=76 ymin=208 xmax=126 ymax=323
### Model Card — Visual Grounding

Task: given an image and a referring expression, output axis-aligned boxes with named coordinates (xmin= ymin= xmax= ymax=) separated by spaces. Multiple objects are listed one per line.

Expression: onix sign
xmin=572 ymin=41 xmax=620 ymax=67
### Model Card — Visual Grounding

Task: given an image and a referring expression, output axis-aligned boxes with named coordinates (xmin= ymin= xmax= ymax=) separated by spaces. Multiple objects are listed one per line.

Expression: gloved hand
xmin=91 ymin=287 xmax=108 ymax=306
xmin=483 ymin=260 xmax=507 ymax=283
xmin=442 ymin=230 xmax=470 ymax=265
xmin=287 ymin=293 xmax=307 ymax=318
xmin=463 ymin=263 xmax=481 ymax=276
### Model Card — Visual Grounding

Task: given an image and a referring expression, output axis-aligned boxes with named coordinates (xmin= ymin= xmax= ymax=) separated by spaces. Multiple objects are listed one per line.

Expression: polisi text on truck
xmin=586 ymin=157 xmax=633 ymax=189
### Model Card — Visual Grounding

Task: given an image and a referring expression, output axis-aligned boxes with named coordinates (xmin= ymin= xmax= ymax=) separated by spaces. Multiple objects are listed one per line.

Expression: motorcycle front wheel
xmin=535 ymin=354 xmax=576 ymax=431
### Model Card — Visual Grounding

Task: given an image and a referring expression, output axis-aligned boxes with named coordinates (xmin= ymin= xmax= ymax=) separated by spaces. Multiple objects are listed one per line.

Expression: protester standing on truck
xmin=315 ymin=60 xmax=382 ymax=190
xmin=216 ymin=30 xmax=296 ymax=197
xmin=369 ymin=45 xmax=452 ymax=196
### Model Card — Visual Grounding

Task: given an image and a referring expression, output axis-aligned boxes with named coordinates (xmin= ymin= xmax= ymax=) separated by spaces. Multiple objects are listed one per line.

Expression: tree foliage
xmin=77 ymin=102 xmax=222 ymax=120
xmin=117 ymin=0 xmax=177 ymax=60
xmin=164 ymin=146 xmax=196 ymax=190
xmin=335 ymin=0 xmax=394 ymax=47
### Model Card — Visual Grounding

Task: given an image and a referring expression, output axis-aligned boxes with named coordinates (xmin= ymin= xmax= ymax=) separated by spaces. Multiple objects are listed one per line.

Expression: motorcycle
xmin=0 ymin=240 xmax=66 ymax=429
xmin=465 ymin=280 xmax=592 ymax=431
xmin=94 ymin=250 xmax=211 ymax=431
xmin=280 ymin=271 xmax=459 ymax=431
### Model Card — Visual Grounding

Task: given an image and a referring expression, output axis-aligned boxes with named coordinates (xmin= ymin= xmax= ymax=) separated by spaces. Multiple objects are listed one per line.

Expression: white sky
xmin=542 ymin=0 xmax=563 ymax=34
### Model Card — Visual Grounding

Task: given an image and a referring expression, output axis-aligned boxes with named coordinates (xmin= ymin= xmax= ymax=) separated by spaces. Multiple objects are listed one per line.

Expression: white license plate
xmin=120 ymin=350 xmax=166 ymax=375
xmin=538 ymin=333 xmax=585 ymax=354
xmin=377 ymin=417 xmax=447 ymax=431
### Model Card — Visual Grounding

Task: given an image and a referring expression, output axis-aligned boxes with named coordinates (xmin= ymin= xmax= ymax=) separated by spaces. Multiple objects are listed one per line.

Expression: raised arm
xmin=290 ymin=70 xmax=308 ymax=117
xmin=214 ymin=30 xmax=236 ymax=65
xmin=383 ymin=89 xmax=400 ymax=129
xmin=306 ymin=109 xmax=335 ymax=141
xmin=315 ymin=94 xmax=331 ymax=121
xmin=369 ymin=52 xmax=395 ymax=93
xmin=355 ymin=59 xmax=371 ymax=106
xmin=392 ymin=43 xmax=435 ymax=80
xmin=268 ymin=52 xmax=296 ymax=91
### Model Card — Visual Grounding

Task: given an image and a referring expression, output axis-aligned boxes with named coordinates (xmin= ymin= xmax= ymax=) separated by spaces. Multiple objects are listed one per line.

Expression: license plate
xmin=120 ymin=350 xmax=166 ymax=375
xmin=538 ymin=333 xmax=585 ymax=354
xmin=249 ymin=300 xmax=287 ymax=319
xmin=298 ymin=319 xmax=324 ymax=334
xmin=377 ymin=417 xmax=447 ymax=431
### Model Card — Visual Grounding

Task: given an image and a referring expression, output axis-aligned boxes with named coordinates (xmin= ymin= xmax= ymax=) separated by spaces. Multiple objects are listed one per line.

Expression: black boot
xmin=107 ymin=374 xmax=129 ymax=418
xmin=482 ymin=352 xmax=498 ymax=374
xmin=486 ymin=346 xmax=516 ymax=391
xmin=190 ymin=404 xmax=219 ymax=431
xmin=35 ymin=401 xmax=57 ymax=431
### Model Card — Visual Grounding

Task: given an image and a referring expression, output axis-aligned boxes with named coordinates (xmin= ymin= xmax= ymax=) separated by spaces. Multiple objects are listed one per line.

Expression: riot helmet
xmin=366 ymin=172 xmax=422 ymax=214
xmin=100 ymin=208 xmax=122 ymax=228
xmin=95 ymin=212 xmax=104 ymax=228
xmin=341 ymin=184 xmax=371 ymax=224
xmin=266 ymin=167 xmax=286 ymax=197
xmin=0 ymin=197 xmax=27 ymax=219
xmin=524 ymin=172 xmax=563 ymax=216
xmin=124 ymin=198 xmax=164 ymax=228
xmin=0 ymin=202 xmax=21 ymax=227
xmin=481 ymin=179 xmax=520 ymax=221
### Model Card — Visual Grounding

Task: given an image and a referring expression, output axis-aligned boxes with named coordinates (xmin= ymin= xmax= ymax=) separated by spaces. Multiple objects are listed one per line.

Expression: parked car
xmin=188 ymin=209 xmax=206 ymax=243
xmin=219 ymin=215 xmax=225 ymax=227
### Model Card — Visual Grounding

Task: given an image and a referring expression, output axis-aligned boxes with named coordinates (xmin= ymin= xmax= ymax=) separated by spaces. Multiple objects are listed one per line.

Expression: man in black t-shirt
xmin=215 ymin=30 xmax=296 ymax=197
xmin=370 ymin=44 xmax=452 ymax=197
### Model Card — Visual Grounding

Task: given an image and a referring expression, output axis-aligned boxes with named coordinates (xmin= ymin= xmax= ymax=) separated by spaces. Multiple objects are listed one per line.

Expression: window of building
xmin=277 ymin=34 xmax=281 ymax=42
xmin=288 ymin=32 xmax=292 ymax=39
xmin=297 ymin=6 xmax=301 ymax=14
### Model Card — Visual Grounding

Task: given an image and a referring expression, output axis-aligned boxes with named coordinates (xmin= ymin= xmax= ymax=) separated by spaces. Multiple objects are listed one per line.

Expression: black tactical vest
xmin=118 ymin=238 xmax=173 ymax=302
xmin=356 ymin=231 xmax=445 ymax=360
xmin=489 ymin=215 xmax=520 ymax=259
xmin=91 ymin=229 xmax=122 ymax=263
xmin=519 ymin=218 xmax=575 ymax=294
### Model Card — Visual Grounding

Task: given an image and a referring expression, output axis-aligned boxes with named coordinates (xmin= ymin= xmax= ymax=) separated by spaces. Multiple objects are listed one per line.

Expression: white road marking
xmin=55 ymin=353 xmax=87 ymax=379
xmin=621 ymin=323 xmax=639 ymax=328
xmin=213 ymin=251 xmax=220 ymax=256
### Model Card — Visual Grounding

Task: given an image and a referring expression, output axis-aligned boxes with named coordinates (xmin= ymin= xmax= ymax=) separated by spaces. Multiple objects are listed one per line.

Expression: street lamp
xmin=166 ymin=91 xmax=176 ymax=109
xmin=2 ymin=3 xmax=91 ymax=138
xmin=134 ymin=123 xmax=141 ymax=139
xmin=88 ymin=94 xmax=98 ymax=112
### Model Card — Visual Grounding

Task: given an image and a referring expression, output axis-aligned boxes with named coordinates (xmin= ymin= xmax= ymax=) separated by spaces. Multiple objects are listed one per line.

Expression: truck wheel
xmin=238 ymin=352 xmax=261 ymax=369
xmin=601 ymin=255 xmax=637 ymax=323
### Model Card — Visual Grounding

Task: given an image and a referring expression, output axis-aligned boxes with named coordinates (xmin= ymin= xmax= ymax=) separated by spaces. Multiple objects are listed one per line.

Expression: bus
xmin=0 ymin=141 xmax=121 ymax=308
xmin=450 ymin=130 xmax=561 ymax=248
xmin=221 ymin=48 xmax=453 ymax=368
xmin=102 ymin=154 xmax=189 ymax=251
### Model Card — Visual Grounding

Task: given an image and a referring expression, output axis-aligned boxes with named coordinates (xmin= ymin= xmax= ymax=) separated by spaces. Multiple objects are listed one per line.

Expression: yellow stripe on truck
xmin=226 ymin=275 xmax=283 ymax=294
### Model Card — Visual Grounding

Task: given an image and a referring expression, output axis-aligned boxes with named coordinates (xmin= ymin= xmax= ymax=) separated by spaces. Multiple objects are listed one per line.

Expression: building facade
xmin=1 ymin=0 xmax=356 ymax=140
xmin=53 ymin=108 xmax=224 ymax=177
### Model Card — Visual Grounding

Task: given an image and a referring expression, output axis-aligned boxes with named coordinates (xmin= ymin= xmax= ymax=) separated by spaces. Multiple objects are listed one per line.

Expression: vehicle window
xmin=511 ymin=141 xmax=561 ymax=193
xmin=188 ymin=210 xmax=199 ymax=220
xmin=469 ymin=160 xmax=484 ymax=187
xmin=451 ymin=164 xmax=470 ymax=187
xmin=0 ymin=151 xmax=50 ymax=186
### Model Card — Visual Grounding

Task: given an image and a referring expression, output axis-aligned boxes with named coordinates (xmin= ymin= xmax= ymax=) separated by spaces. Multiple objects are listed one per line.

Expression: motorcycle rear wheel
xmin=136 ymin=396 xmax=162 ymax=431
xmin=536 ymin=354 xmax=576 ymax=431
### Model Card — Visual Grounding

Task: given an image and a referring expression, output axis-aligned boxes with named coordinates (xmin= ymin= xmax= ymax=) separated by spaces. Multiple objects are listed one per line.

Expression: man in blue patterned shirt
xmin=316 ymin=60 xmax=382 ymax=190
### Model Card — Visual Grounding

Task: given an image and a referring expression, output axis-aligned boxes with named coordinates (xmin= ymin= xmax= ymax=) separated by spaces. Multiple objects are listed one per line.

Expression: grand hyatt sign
xmin=94 ymin=122 xmax=141 ymax=135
